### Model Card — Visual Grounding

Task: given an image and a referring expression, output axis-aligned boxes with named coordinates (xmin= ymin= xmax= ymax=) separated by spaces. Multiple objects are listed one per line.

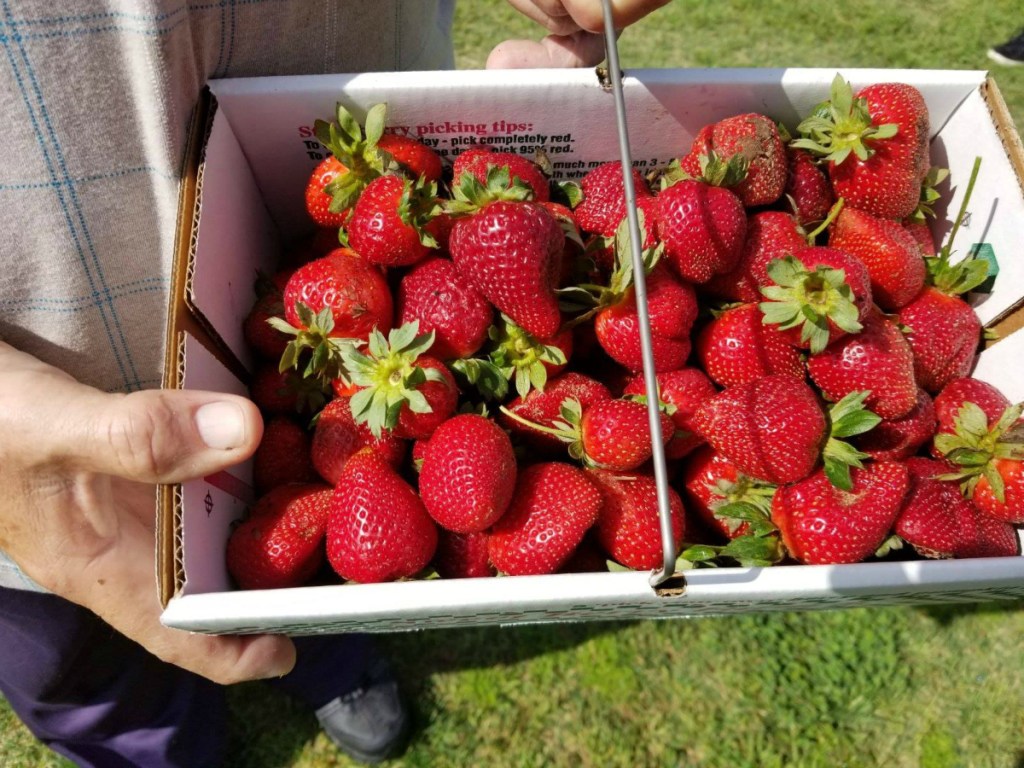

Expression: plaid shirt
xmin=0 ymin=0 xmax=455 ymax=590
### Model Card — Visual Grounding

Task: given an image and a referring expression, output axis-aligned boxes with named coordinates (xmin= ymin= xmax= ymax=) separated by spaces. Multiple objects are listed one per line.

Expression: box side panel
xmin=177 ymin=333 xmax=255 ymax=596
xmin=161 ymin=557 xmax=1024 ymax=634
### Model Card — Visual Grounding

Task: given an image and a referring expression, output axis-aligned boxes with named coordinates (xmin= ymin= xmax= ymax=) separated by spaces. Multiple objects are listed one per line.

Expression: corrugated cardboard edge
xmin=982 ymin=75 xmax=1024 ymax=341
xmin=158 ymin=88 xmax=216 ymax=607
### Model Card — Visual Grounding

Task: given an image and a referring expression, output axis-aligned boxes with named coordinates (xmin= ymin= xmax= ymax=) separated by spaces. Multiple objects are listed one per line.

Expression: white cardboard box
xmin=160 ymin=67 xmax=1024 ymax=635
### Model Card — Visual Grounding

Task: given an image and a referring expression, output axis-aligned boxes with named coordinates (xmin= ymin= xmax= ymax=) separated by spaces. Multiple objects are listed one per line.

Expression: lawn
xmin=4 ymin=1 xmax=1024 ymax=767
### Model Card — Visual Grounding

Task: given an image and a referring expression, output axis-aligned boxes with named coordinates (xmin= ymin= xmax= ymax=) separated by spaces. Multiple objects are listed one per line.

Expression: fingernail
xmin=195 ymin=401 xmax=246 ymax=450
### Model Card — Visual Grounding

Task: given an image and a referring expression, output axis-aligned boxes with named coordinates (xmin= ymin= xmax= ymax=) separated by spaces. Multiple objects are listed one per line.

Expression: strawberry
xmin=902 ymin=219 xmax=936 ymax=256
xmin=433 ymin=530 xmax=495 ymax=579
xmin=342 ymin=322 xmax=458 ymax=440
xmin=932 ymin=385 xmax=1024 ymax=523
xmin=452 ymin=148 xmax=550 ymax=201
xmin=487 ymin=462 xmax=602 ymax=575
xmin=679 ymin=445 xmax=778 ymax=541
xmin=326 ymin=448 xmax=438 ymax=583
xmin=448 ymin=167 xmax=564 ymax=340
xmin=498 ymin=372 xmax=612 ymax=455
xmin=586 ymin=469 xmax=685 ymax=570
xmin=557 ymin=532 xmax=610 ymax=573
xmin=243 ymin=288 xmax=290 ymax=361
xmin=573 ymin=160 xmax=653 ymax=237
xmin=784 ymin=145 xmax=835 ymax=228
xmin=253 ymin=417 xmax=318 ymax=494
xmin=896 ymin=241 xmax=989 ymax=394
xmin=656 ymin=178 xmax=746 ymax=283
xmin=310 ymin=397 xmax=405 ymax=485
xmin=692 ymin=375 xmax=826 ymax=485
xmin=959 ymin=510 xmax=1020 ymax=559
xmin=583 ymin=194 xmax=661 ymax=274
xmin=346 ymin=174 xmax=440 ymax=267
xmin=226 ymin=483 xmax=333 ymax=590
xmin=895 ymin=457 xmax=981 ymax=559
xmin=794 ymin=75 xmax=929 ymax=220
xmin=772 ymin=461 xmax=910 ymax=565
xmin=758 ymin=246 xmax=873 ymax=353
xmin=623 ymin=367 xmax=718 ymax=459
xmin=853 ymin=387 xmax=936 ymax=461
xmin=591 ymin=264 xmax=697 ymax=374
xmin=701 ymin=210 xmax=807 ymax=302
xmin=933 ymin=378 xmax=1011 ymax=448
xmin=378 ymin=133 xmax=443 ymax=183
xmin=305 ymin=103 xmax=396 ymax=228
xmin=807 ymin=308 xmax=918 ymax=420
xmin=418 ymin=414 xmax=517 ymax=533
xmin=272 ymin=249 xmax=393 ymax=384
xmin=249 ymin=365 xmax=300 ymax=416
xmin=397 ymin=256 xmax=494 ymax=360
xmin=828 ymin=206 xmax=925 ymax=310
xmin=694 ymin=302 xmax=805 ymax=389
xmin=679 ymin=112 xmax=787 ymax=207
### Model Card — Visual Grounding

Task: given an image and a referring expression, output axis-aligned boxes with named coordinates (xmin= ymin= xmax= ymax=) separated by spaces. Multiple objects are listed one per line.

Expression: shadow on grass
xmin=916 ymin=599 xmax=1024 ymax=627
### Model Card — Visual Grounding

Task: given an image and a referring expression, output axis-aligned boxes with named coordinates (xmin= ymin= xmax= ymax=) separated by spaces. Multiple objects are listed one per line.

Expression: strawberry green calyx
xmin=444 ymin=164 xmax=534 ymax=217
xmin=926 ymin=157 xmax=987 ymax=295
xmin=676 ymin=491 xmax=784 ymax=568
xmin=822 ymin=391 xmax=883 ymax=491
xmin=499 ymin=397 xmax=589 ymax=463
xmin=907 ymin=166 xmax=950 ymax=224
xmin=791 ymin=73 xmax=898 ymax=165
xmin=398 ymin=175 xmax=442 ymax=249
xmin=660 ymin=151 xmax=749 ymax=191
xmin=935 ymin=402 xmax=1024 ymax=503
xmin=314 ymin=102 xmax=393 ymax=214
xmin=759 ymin=255 xmax=862 ymax=353
xmin=487 ymin=315 xmax=567 ymax=398
xmin=342 ymin=321 xmax=445 ymax=437
xmin=269 ymin=302 xmax=357 ymax=386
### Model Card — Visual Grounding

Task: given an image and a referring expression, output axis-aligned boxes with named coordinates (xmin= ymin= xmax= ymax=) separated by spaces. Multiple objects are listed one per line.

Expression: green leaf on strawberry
xmin=314 ymin=102 xmax=394 ymax=213
xmin=269 ymin=302 xmax=358 ymax=386
xmin=822 ymin=391 xmax=881 ymax=491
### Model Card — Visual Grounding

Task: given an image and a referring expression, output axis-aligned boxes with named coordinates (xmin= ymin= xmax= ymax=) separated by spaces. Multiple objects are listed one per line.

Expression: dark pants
xmin=0 ymin=586 xmax=371 ymax=768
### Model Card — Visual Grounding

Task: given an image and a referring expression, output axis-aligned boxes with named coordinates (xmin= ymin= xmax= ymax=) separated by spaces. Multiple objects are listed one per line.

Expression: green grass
xmin=5 ymin=2 xmax=1024 ymax=767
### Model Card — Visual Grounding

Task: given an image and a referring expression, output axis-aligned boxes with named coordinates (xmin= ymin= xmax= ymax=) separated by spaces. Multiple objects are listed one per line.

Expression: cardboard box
xmin=160 ymin=67 xmax=1024 ymax=635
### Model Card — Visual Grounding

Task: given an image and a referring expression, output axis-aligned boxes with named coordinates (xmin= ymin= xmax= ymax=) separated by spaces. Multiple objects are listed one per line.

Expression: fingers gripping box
xmin=161 ymin=68 xmax=1024 ymax=635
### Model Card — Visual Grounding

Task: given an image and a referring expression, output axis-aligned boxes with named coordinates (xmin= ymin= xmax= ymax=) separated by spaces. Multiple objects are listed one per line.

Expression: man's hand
xmin=488 ymin=0 xmax=672 ymax=69
xmin=0 ymin=341 xmax=296 ymax=685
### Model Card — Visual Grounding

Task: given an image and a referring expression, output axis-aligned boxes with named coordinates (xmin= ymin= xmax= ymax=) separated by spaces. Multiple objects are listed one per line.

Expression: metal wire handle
xmin=598 ymin=0 xmax=678 ymax=588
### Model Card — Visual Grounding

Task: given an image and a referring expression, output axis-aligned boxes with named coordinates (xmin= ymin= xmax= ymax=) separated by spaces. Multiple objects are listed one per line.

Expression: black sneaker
xmin=988 ymin=29 xmax=1024 ymax=66
xmin=314 ymin=656 xmax=410 ymax=764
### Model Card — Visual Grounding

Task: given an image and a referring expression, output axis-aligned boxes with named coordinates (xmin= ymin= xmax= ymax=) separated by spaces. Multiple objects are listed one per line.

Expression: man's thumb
xmin=67 ymin=389 xmax=264 ymax=483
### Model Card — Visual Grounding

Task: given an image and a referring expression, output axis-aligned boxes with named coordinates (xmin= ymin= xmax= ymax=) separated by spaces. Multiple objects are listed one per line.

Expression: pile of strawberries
xmin=226 ymin=74 xmax=1024 ymax=591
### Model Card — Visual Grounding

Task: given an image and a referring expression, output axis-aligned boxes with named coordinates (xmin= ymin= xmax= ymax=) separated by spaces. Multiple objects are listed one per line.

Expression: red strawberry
xmin=250 ymin=365 xmax=301 ymax=416
xmin=434 ymin=530 xmax=495 ymax=579
xmin=853 ymin=387 xmax=936 ymax=461
xmin=449 ymin=191 xmax=564 ymax=340
xmin=695 ymin=302 xmax=805 ymax=389
xmin=584 ymin=195 xmax=661 ymax=274
xmin=498 ymin=372 xmax=612 ymax=455
xmin=453 ymin=148 xmax=550 ymax=201
xmin=758 ymin=246 xmax=873 ymax=353
xmin=701 ymin=210 xmax=807 ymax=302
xmin=557 ymin=532 xmax=611 ymax=573
xmin=586 ymin=470 xmax=685 ymax=570
xmin=343 ymin=322 xmax=458 ymax=440
xmin=692 ymin=375 xmax=827 ymax=485
xmin=933 ymin=378 xmax=1011 ymax=446
xmin=592 ymin=264 xmax=698 ymax=374
xmin=579 ymin=398 xmax=674 ymax=472
xmin=623 ymin=367 xmax=718 ymax=459
xmin=310 ymin=397 xmax=405 ymax=485
xmin=253 ymin=417 xmax=318 ymax=494
xmin=896 ymin=246 xmax=988 ymax=393
xmin=418 ymin=414 xmax=517 ymax=533
xmin=772 ymin=461 xmax=910 ymax=564
xmin=895 ymin=457 xmax=981 ymax=559
xmin=346 ymin=174 xmax=439 ymax=267
xmin=573 ymin=160 xmax=653 ymax=237
xmin=243 ymin=289 xmax=290 ymax=361
xmin=378 ymin=133 xmax=443 ymax=183
xmin=959 ymin=510 xmax=1020 ymax=558
xmin=397 ymin=256 xmax=494 ymax=360
xmin=226 ymin=483 xmax=333 ymax=590
xmin=679 ymin=112 xmax=787 ymax=207
xmin=657 ymin=179 xmax=746 ymax=283
xmin=305 ymin=102 xmax=396 ymax=228
xmin=784 ymin=146 xmax=835 ymax=228
xmin=807 ymin=309 xmax=918 ymax=420
xmin=903 ymin=219 xmax=936 ymax=256
xmin=680 ymin=445 xmax=777 ymax=541
xmin=794 ymin=75 xmax=929 ymax=220
xmin=487 ymin=462 xmax=602 ymax=575
xmin=326 ymin=449 xmax=437 ymax=583
xmin=828 ymin=206 xmax=925 ymax=310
